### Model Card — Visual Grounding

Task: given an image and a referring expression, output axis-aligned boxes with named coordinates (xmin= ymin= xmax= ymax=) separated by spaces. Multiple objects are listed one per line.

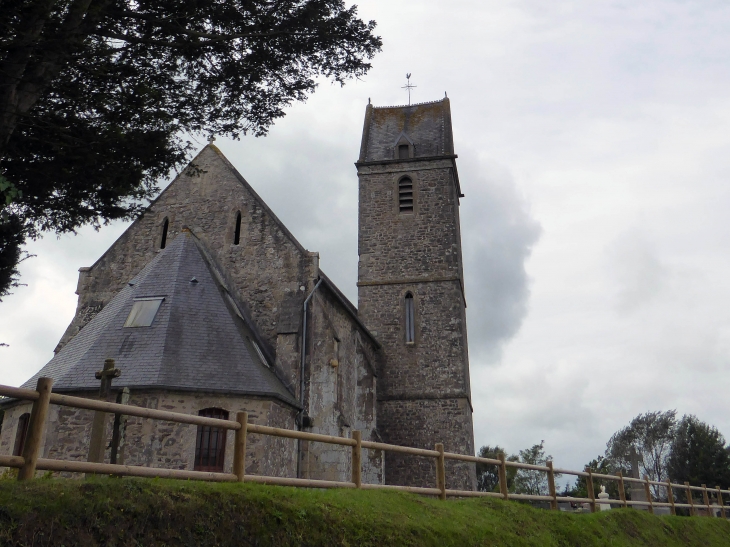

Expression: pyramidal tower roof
xmin=23 ymin=231 xmax=297 ymax=406
xmin=358 ymin=97 xmax=454 ymax=163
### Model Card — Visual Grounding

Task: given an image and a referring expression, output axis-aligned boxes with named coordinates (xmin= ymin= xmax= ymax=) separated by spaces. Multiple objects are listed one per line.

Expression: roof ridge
xmin=371 ymin=99 xmax=444 ymax=110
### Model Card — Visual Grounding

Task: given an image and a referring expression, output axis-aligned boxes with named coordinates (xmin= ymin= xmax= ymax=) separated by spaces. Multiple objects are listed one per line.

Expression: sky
xmin=3 ymin=0 xmax=730 ymax=480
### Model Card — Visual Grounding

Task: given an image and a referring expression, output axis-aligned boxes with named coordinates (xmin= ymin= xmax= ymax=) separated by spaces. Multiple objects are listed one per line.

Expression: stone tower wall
xmin=357 ymin=106 xmax=476 ymax=490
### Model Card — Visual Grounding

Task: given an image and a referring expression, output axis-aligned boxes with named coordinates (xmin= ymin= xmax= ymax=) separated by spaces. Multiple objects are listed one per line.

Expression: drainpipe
xmin=297 ymin=277 xmax=323 ymax=478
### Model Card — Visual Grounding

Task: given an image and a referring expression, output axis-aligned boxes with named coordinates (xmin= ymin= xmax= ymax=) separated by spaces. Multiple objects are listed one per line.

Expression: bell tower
xmin=356 ymin=97 xmax=476 ymax=490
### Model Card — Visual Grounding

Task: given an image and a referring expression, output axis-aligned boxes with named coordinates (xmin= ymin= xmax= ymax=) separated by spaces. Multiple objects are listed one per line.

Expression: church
xmin=1 ymin=97 xmax=477 ymax=491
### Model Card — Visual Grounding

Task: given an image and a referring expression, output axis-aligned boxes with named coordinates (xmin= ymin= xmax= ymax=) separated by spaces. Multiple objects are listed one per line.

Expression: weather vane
xmin=402 ymin=73 xmax=417 ymax=105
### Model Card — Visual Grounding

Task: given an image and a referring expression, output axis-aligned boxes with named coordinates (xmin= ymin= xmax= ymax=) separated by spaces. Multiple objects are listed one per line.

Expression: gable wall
xmin=57 ymin=146 xmax=317 ymax=361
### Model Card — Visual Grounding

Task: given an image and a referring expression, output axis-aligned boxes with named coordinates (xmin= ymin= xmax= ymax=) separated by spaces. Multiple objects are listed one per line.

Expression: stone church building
xmin=1 ymin=97 xmax=477 ymax=490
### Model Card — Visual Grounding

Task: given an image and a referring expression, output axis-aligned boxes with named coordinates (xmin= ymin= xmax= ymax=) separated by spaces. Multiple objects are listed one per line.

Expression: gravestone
xmin=629 ymin=446 xmax=648 ymax=510
xmin=598 ymin=485 xmax=611 ymax=511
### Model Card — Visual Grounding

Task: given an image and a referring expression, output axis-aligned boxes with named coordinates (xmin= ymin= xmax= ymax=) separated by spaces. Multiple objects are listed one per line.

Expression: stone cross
xmin=628 ymin=445 xmax=648 ymax=505
xmin=87 ymin=358 xmax=121 ymax=465
xmin=109 ymin=387 xmax=130 ymax=465
xmin=401 ymin=73 xmax=417 ymax=105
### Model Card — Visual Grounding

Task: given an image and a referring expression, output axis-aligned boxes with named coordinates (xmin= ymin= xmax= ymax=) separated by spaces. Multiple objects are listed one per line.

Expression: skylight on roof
xmin=124 ymin=297 xmax=164 ymax=327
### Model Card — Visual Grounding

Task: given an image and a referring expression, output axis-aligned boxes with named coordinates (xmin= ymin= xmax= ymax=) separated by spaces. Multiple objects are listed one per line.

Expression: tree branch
xmin=93 ymin=27 xmax=306 ymax=47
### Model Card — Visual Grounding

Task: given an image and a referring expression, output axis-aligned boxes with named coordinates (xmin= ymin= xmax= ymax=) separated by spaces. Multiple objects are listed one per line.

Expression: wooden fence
xmin=0 ymin=378 xmax=728 ymax=516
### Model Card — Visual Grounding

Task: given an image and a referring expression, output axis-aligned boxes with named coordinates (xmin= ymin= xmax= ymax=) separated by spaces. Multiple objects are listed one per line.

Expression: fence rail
xmin=1 ymin=378 xmax=728 ymax=516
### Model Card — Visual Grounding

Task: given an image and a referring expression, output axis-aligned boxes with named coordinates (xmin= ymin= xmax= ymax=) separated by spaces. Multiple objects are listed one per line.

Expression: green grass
xmin=1 ymin=479 xmax=730 ymax=546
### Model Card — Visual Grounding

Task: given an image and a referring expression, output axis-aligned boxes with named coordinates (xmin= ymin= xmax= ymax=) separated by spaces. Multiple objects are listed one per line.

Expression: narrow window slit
xmin=160 ymin=218 xmax=169 ymax=249
xmin=405 ymin=293 xmax=415 ymax=344
xmin=234 ymin=211 xmax=242 ymax=245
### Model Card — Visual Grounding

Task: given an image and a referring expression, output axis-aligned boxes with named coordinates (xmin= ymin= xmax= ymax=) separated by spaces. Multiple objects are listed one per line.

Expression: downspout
xmin=297 ymin=277 xmax=323 ymax=478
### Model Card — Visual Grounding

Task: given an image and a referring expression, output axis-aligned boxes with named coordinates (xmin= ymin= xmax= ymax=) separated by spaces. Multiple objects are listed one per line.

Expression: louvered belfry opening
xmin=398 ymin=144 xmax=409 ymax=159
xmin=194 ymin=408 xmax=229 ymax=472
xmin=398 ymin=177 xmax=414 ymax=213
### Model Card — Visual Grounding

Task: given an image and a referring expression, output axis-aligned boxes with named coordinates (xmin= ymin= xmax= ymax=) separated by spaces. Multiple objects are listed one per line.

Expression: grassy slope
xmin=1 ymin=479 xmax=730 ymax=546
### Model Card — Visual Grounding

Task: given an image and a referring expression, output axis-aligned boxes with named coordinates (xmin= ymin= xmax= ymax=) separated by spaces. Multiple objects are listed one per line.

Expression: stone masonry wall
xmin=357 ymin=159 xmax=464 ymax=282
xmin=57 ymin=145 xmax=317 ymax=363
xmin=0 ymin=392 xmax=297 ymax=478
xmin=300 ymin=283 xmax=383 ymax=484
xmin=357 ymin=156 xmax=475 ymax=490
xmin=378 ymin=398 xmax=476 ymax=491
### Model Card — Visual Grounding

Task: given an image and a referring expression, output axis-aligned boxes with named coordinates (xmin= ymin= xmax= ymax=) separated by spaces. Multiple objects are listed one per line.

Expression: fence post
xmin=498 ymin=453 xmax=509 ymax=501
xmin=667 ymin=481 xmax=676 ymax=516
xmin=717 ymin=487 xmax=726 ymax=519
xmin=702 ymin=484 xmax=711 ymax=517
xmin=352 ymin=430 xmax=362 ymax=488
xmin=233 ymin=411 xmax=248 ymax=482
xmin=685 ymin=482 xmax=695 ymax=516
xmin=616 ymin=471 xmax=627 ymax=508
xmin=435 ymin=443 xmax=446 ymax=500
xmin=547 ymin=460 xmax=558 ymax=511
xmin=18 ymin=377 xmax=53 ymax=481
xmin=586 ymin=468 xmax=596 ymax=513
xmin=643 ymin=475 xmax=654 ymax=514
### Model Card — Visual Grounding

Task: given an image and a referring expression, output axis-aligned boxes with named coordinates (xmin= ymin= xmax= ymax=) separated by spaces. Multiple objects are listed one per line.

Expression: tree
xmin=667 ymin=415 xmax=730 ymax=491
xmin=0 ymin=213 xmax=26 ymax=301
xmin=475 ymin=445 xmax=518 ymax=493
xmin=0 ymin=0 xmax=381 ymax=297
xmin=563 ymin=455 xmax=620 ymax=500
xmin=513 ymin=440 xmax=559 ymax=496
xmin=605 ymin=410 xmax=676 ymax=494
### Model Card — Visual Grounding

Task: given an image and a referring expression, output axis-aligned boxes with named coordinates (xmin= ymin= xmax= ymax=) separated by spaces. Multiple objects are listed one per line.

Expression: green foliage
xmin=475 ymin=444 xmax=517 ymax=493
xmin=1 ymin=479 xmax=730 ymax=546
xmin=0 ymin=0 xmax=382 ymax=297
xmin=668 ymin=415 xmax=730 ymax=493
xmin=514 ymin=440 xmax=559 ymax=496
xmin=563 ymin=455 xmax=620 ymax=500
xmin=0 ymin=175 xmax=21 ymax=207
xmin=0 ymin=467 xmax=17 ymax=480
xmin=0 ymin=213 xmax=29 ymax=303
xmin=606 ymin=410 xmax=677 ymax=489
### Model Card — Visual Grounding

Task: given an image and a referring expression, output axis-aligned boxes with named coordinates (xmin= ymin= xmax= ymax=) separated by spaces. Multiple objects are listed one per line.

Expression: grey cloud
xmin=460 ymin=155 xmax=542 ymax=364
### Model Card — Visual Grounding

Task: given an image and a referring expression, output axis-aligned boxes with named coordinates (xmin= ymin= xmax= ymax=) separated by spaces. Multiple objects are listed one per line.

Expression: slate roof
xmin=21 ymin=231 xmax=298 ymax=407
xmin=358 ymin=98 xmax=455 ymax=163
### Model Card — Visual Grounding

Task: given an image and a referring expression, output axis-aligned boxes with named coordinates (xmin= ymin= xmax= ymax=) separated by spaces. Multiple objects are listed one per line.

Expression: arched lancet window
xmin=405 ymin=293 xmax=415 ymax=344
xmin=194 ymin=408 xmax=229 ymax=472
xmin=13 ymin=413 xmax=30 ymax=457
xmin=160 ymin=218 xmax=169 ymax=249
xmin=234 ymin=211 xmax=242 ymax=245
xmin=399 ymin=177 xmax=414 ymax=213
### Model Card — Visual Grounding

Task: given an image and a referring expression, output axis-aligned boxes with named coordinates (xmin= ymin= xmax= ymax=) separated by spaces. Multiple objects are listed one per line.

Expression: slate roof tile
xmin=21 ymin=231 xmax=298 ymax=407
